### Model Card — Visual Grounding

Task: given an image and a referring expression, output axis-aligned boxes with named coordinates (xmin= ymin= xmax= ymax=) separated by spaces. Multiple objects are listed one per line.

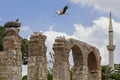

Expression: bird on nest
xmin=15 ymin=18 xmax=19 ymax=23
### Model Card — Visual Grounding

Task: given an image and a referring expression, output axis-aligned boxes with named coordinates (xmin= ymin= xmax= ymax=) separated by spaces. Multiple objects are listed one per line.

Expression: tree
xmin=21 ymin=39 xmax=28 ymax=65
xmin=47 ymin=70 xmax=53 ymax=80
xmin=101 ymin=66 xmax=114 ymax=80
xmin=47 ymin=52 xmax=55 ymax=80
xmin=112 ymin=64 xmax=120 ymax=80
xmin=22 ymin=75 xmax=27 ymax=80
xmin=0 ymin=25 xmax=28 ymax=65
xmin=0 ymin=26 xmax=6 ymax=51
xmin=70 ymin=69 xmax=73 ymax=80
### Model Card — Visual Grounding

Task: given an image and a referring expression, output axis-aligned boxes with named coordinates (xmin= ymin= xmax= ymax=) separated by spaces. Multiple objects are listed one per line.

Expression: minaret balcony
xmin=107 ymin=45 xmax=115 ymax=51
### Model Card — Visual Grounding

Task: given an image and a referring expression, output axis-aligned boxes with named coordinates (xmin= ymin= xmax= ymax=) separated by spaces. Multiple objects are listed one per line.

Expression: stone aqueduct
xmin=0 ymin=22 xmax=101 ymax=80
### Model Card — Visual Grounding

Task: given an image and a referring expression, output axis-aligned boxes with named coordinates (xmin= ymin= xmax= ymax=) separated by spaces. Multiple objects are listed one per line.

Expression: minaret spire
xmin=107 ymin=11 xmax=115 ymax=69
xmin=109 ymin=11 xmax=113 ymax=31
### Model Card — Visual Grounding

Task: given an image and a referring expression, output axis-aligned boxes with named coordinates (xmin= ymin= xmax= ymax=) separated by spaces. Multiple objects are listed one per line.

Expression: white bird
xmin=56 ymin=5 xmax=69 ymax=15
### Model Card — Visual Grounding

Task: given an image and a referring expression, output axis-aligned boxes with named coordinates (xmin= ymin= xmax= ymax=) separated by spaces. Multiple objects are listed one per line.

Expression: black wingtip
xmin=65 ymin=5 xmax=69 ymax=9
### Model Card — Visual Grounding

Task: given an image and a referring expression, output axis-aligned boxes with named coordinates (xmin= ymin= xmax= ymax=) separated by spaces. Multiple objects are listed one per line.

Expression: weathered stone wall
xmin=0 ymin=21 xmax=101 ymax=80
xmin=27 ymin=32 xmax=47 ymax=80
xmin=53 ymin=38 xmax=101 ymax=80
xmin=0 ymin=22 xmax=22 ymax=80
xmin=53 ymin=37 xmax=70 ymax=80
xmin=0 ymin=50 xmax=22 ymax=80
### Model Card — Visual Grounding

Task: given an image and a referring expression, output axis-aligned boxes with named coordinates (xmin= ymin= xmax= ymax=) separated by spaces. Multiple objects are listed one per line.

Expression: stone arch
xmin=87 ymin=47 xmax=101 ymax=71
xmin=88 ymin=51 xmax=98 ymax=71
xmin=87 ymin=47 xmax=101 ymax=80
xmin=71 ymin=45 xmax=83 ymax=67
xmin=68 ymin=39 xmax=88 ymax=80
xmin=53 ymin=38 xmax=101 ymax=80
xmin=70 ymin=44 xmax=84 ymax=80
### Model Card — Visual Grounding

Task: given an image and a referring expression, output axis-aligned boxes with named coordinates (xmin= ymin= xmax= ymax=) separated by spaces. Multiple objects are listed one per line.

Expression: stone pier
xmin=27 ymin=32 xmax=47 ymax=80
xmin=0 ymin=21 xmax=22 ymax=80
xmin=53 ymin=37 xmax=70 ymax=80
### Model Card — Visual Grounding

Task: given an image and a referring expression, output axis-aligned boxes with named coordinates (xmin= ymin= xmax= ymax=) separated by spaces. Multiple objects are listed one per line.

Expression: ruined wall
xmin=53 ymin=37 xmax=70 ymax=80
xmin=70 ymin=39 xmax=101 ymax=80
xmin=27 ymin=32 xmax=47 ymax=80
xmin=0 ymin=20 xmax=101 ymax=80
xmin=53 ymin=38 xmax=101 ymax=80
xmin=0 ymin=21 xmax=22 ymax=80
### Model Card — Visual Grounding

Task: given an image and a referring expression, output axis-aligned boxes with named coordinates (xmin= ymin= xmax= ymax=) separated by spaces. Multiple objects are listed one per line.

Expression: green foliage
xmin=22 ymin=75 xmax=27 ymax=80
xmin=101 ymin=66 xmax=114 ymax=80
xmin=0 ymin=25 xmax=28 ymax=65
xmin=112 ymin=64 xmax=120 ymax=80
xmin=101 ymin=65 xmax=120 ymax=80
xmin=0 ymin=26 xmax=6 ymax=51
xmin=0 ymin=26 xmax=6 ymax=37
xmin=47 ymin=71 xmax=53 ymax=80
xmin=21 ymin=39 xmax=28 ymax=54
xmin=70 ymin=70 xmax=73 ymax=80
xmin=21 ymin=39 xmax=28 ymax=65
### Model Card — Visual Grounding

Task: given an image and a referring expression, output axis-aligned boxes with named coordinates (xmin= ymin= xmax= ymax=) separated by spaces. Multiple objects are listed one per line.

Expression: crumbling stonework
xmin=0 ymin=20 xmax=101 ymax=80
xmin=0 ymin=21 xmax=22 ymax=80
xmin=53 ymin=38 xmax=101 ymax=80
xmin=27 ymin=32 xmax=47 ymax=80
xmin=53 ymin=37 xmax=70 ymax=80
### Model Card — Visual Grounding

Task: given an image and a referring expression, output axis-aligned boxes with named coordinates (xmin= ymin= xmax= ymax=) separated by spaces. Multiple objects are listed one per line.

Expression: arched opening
xmin=68 ymin=45 xmax=83 ymax=68
xmin=68 ymin=50 xmax=74 ymax=80
xmin=88 ymin=52 xmax=99 ymax=79
xmin=68 ymin=45 xmax=83 ymax=80
xmin=88 ymin=52 xmax=98 ymax=71
xmin=72 ymin=45 xmax=83 ymax=67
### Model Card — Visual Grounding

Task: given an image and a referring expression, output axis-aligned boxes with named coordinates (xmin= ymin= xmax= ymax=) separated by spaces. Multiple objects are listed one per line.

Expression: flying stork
xmin=56 ymin=5 xmax=69 ymax=15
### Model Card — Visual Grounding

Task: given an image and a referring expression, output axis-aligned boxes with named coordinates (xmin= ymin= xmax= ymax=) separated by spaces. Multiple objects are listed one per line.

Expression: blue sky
xmin=0 ymin=0 xmax=107 ymax=37
xmin=1 ymin=0 xmax=120 ymax=76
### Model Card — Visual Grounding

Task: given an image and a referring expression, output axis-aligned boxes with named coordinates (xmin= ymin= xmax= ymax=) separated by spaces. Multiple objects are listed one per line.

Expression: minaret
xmin=107 ymin=12 xmax=115 ymax=69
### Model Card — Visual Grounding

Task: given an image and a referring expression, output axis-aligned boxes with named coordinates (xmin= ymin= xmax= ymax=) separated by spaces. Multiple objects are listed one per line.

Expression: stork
xmin=15 ymin=18 xmax=19 ymax=23
xmin=56 ymin=5 xmax=69 ymax=15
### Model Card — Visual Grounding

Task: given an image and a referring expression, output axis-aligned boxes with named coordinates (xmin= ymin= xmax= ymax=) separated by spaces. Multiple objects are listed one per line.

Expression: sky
xmin=0 ymin=0 xmax=120 ymax=76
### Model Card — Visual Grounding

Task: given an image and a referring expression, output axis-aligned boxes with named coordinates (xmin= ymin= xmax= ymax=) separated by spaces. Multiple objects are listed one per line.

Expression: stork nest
xmin=4 ymin=21 xmax=21 ymax=28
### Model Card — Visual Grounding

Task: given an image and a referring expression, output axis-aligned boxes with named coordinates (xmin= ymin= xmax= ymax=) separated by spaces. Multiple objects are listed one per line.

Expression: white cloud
xmin=22 ymin=65 xmax=27 ymax=76
xmin=48 ymin=25 xmax=54 ymax=31
xmin=72 ymin=17 xmax=109 ymax=65
xmin=21 ymin=26 xmax=30 ymax=31
xmin=20 ymin=26 xmax=33 ymax=38
xmin=43 ymin=31 xmax=77 ymax=68
xmin=44 ymin=31 xmax=72 ymax=62
xmin=43 ymin=16 xmax=120 ymax=65
xmin=70 ymin=0 xmax=120 ymax=17
xmin=23 ymin=16 xmax=120 ymax=76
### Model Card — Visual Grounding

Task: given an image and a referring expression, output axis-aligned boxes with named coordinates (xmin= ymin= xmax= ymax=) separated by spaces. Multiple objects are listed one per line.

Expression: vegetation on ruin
xmin=0 ymin=26 xmax=6 ymax=51
xmin=22 ymin=75 xmax=27 ymax=80
xmin=0 ymin=26 xmax=28 ymax=65
xmin=21 ymin=38 xmax=28 ymax=65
